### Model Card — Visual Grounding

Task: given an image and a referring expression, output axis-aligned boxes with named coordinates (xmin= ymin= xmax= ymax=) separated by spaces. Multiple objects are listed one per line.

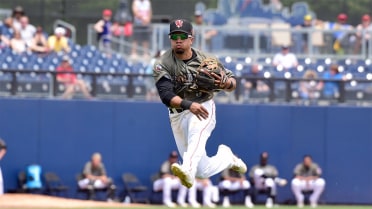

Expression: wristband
xmin=180 ymin=100 xmax=193 ymax=110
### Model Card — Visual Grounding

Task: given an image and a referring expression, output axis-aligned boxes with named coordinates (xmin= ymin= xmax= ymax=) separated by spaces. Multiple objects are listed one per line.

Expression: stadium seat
xmin=122 ymin=173 xmax=149 ymax=203
xmin=44 ymin=172 xmax=69 ymax=197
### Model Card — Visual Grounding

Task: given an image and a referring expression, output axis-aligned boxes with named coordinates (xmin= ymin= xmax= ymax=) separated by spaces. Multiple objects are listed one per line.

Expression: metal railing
xmin=1 ymin=69 xmax=372 ymax=106
xmin=87 ymin=23 xmax=372 ymax=61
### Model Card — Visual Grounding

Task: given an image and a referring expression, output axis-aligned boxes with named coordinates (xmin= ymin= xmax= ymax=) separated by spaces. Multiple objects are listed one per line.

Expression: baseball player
xmin=153 ymin=19 xmax=247 ymax=189
xmin=249 ymin=152 xmax=287 ymax=208
xmin=219 ymin=168 xmax=254 ymax=208
xmin=291 ymin=155 xmax=325 ymax=208
xmin=77 ymin=152 xmax=116 ymax=201
xmin=0 ymin=138 xmax=7 ymax=195
xmin=152 ymin=151 xmax=188 ymax=208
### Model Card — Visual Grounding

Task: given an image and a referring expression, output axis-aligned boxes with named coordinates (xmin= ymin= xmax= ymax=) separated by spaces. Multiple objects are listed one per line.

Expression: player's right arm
xmin=156 ymin=77 xmax=208 ymax=120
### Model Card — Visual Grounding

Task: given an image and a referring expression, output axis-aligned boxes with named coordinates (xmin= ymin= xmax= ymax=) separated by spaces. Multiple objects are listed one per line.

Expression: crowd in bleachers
xmin=0 ymin=3 xmax=153 ymax=99
xmin=1 ymin=1 xmax=372 ymax=103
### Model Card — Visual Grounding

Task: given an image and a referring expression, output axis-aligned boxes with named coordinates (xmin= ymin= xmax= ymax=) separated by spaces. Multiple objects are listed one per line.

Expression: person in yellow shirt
xmin=48 ymin=27 xmax=71 ymax=53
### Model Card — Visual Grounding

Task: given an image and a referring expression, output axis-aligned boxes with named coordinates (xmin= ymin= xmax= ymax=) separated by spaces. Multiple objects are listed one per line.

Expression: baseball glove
xmin=193 ymin=57 xmax=228 ymax=91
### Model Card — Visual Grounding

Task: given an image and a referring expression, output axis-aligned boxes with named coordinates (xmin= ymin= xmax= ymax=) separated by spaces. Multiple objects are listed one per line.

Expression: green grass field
xmin=2 ymin=205 xmax=371 ymax=209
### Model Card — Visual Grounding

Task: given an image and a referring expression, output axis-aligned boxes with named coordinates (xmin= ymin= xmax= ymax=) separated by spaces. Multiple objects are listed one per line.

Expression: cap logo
xmin=175 ymin=20 xmax=183 ymax=28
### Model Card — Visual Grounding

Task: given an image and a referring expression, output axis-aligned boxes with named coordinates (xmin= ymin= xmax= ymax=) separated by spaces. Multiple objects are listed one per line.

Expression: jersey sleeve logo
xmin=154 ymin=64 xmax=162 ymax=72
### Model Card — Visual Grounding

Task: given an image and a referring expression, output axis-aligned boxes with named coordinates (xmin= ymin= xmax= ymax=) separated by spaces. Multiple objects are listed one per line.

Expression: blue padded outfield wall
xmin=1 ymin=98 xmax=372 ymax=204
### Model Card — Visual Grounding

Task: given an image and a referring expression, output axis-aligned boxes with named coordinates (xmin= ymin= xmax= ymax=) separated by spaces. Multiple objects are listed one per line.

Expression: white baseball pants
xmin=153 ymin=177 xmax=188 ymax=204
xmin=78 ymin=178 xmax=107 ymax=189
xmin=219 ymin=179 xmax=251 ymax=191
xmin=291 ymin=178 xmax=326 ymax=204
xmin=253 ymin=169 xmax=277 ymax=196
xmin=187 ymin=179 xmax=219 ymax=205
xmin=0 ymin=167 xmax=3 ymax=195
xmin=169 ymin=99 xmax=233 ymax=179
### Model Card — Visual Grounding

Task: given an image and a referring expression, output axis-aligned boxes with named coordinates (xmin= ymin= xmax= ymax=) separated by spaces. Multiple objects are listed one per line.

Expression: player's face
xmin=170 ymin=33 xmax=193 ymax=55
xmin=303 ymin=156 xmax=312 ymax=167
xmin=169 ymin=156 xmax=178 ymax=163
xmin=92 ymin=157 xmax=101 ymax=167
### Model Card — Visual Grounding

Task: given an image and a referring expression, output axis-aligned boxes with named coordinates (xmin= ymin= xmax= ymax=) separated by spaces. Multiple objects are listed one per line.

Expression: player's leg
xmin=291 ymin=178 xmax=306 ymax=207
xmin=154 ymin=178 xmax=177 ymax=207
xmin=77 ymin=178 xmax=95 ymax=200
xmin=182 ymin=99 xmax=216 ymax=176
xmin=264 ymin=178 xmax=276 ymax=208
xmin=176 ymin=184 xmax=189 ymax=207
xmin=76 ymin=79 xmax=92 ymax=99
xmin=0 ymin=166 xmax=3 ymax=195
xmin=219 ymin=180 xmax=232 ymax=207
xmin=186 ymin=182 xmax=200 ymax=208
xmin=199 ymin=179 xmax=216 ymax=207
xmin=309 ymin=178 xmax=326 ymax=207
xmin=195 ymin=144 xmax=247 ymax=178
xmin=92 ymin=179 xmax=108 ymax=189
xmin=61 ymin=84 xmax=75 ymax=99
xmin=169 ymin=111 xmax=193 ymax=189
xmin=240 ymin=180 xmax=254 ymax=208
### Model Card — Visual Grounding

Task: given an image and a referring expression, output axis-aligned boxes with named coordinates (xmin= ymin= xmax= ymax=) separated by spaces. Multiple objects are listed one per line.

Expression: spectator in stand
xmin=354 ymin=14 xmax=372 ymax=54
xmin=48 ymin=27 xmax=71 ymax=53
xmin=10 ymin=30 xmax=28 ymax=54
xmin=112 ymin=0 xmax=133 ymax=42
xmin=152 ymin=151 xmax=188 ymax=207
xmin=145 ymin=50 xmax=162 ymax=101
xmin=1 ymin=17 xmax=15 ymax=39
xmin=272 ymin=45 xmax=298 ymax=70
xmin=296 ymin=14 xmax=314 ymax=53
xmin=298 ymin=69 xmax=319 ymax=101
xmin=320 ymin=13 xmax=354 ymax=55
xmin=131 ymin=0 xmax=152 ymax=60
xmin=56 ymin=56 xmax=92 ymax=99
xmin=15 ymin=16 xmax=36 ymax=47
xmin=77 ymin=152 xmax=116 ymax=201
xmin=94 ymin=9 xmax=113 ymax=56
xmin=193 ymin=10 xmax=218 ymax=52
xmin=29 ymin=26 xmax=49 ymax=54
xmin=112 ymin=20 xmax=133 ymax=38
xmin=291 ymin=155 xmax=325 ymax=208
xmin=0 ymin=32 xmax=10 ymax=49
xmin=10 ymin=6 xmax=25 ymax=30
xmin=270 ymin=0 xmax=283 ymax=12
xmin=241 ymin=63 xmax=269 ymax=101
xmin=316 ymin=64 xmax=344 ymax=99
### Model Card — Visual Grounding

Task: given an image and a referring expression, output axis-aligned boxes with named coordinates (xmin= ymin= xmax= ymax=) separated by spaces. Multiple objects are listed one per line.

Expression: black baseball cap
xmin=169 ymin=19 xmax=193 ymax=35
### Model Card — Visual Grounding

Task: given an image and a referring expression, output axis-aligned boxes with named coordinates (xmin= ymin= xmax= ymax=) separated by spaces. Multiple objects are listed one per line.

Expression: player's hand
xmin=189 ymin=102 xmax=209 ymax=120
xmin=100 ymin=176 xmax=108 ymax=183
xmin=211 ymin=70 xmax=228 ymax=89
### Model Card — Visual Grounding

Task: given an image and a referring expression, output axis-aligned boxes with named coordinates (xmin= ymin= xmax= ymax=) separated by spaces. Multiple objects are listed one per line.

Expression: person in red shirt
xmin=56 ymin=56 xmax=92 ymax=99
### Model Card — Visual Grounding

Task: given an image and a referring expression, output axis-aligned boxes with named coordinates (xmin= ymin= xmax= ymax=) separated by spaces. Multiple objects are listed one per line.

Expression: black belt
xmin=169 ymin=108 xmax=184 ymax=114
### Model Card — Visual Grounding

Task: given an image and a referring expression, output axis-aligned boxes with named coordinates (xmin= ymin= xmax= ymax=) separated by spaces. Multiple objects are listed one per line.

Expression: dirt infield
xmin=0 ymin=194 xmax=145 ymax=208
